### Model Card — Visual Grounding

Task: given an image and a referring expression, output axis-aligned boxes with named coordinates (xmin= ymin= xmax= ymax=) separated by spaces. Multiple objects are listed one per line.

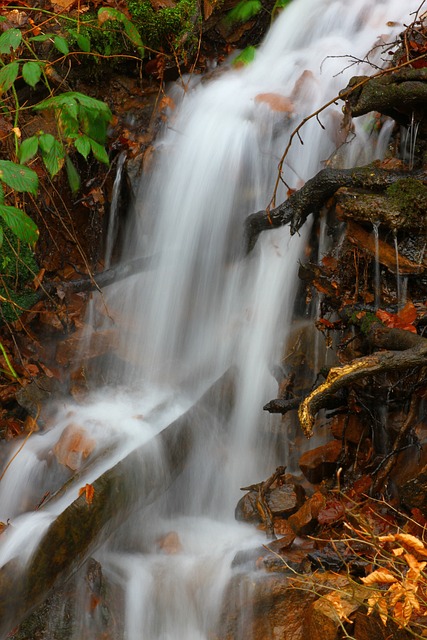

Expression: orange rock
xmin=156 ymin=531 xmax=183 ymax=554
xmin=299 ymin=440 xmax=342 ymax=484
xmin=53 ymin=423 xmax=96 ymax=471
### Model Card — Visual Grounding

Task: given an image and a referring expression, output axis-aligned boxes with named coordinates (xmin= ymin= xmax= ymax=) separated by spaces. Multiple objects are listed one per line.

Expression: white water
xmin=0 ymin=0 xmax=420 ymax=637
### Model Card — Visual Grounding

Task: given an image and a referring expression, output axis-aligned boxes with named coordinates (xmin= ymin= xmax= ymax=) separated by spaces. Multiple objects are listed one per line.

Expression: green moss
xmin=127 ymin=0 xmax=200 ymax=54
xmin=349 ymin=311 xmax=379 ymax=335
xmin=0 ymin=232 xmax=39 ymax=322
xmin=386 ymin=178 xmax=427 ymax=227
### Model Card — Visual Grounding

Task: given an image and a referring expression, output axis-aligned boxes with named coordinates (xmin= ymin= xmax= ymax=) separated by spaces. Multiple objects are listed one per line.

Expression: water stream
xmin=0 ymin=0 xmax=420 ymax=637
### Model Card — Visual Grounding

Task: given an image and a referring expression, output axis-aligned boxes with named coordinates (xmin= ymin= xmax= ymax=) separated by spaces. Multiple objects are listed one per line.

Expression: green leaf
xmin=0 ymin=28 xmax=22 ymax=54
xmin=74 ymin=134 xmax=91 ymax=159
xmin=38 ymin=133 xmax=56 ymax=154
xmin=76 ymin=33 xmax=91 ymax=52
xmin=89 ymin=138 xmax=109 ymax=164
xmin=22 ymin=61 xmax=42 ymax=88
xmin=0 ymin=62 xmax=19 ymax=94
xmin=53 ymin=36 xmax=69 ymax=55
xmin=19 ymin=136 xmax=39 ymax=164
xmin=0 ymin=182 xmax=4 ymax=204
xmin=40 ymin=138 xmax=65 ymax=177
xmin=65 ymin=155 xmax=80 ymax=194
xmin=226 ymin=0 xmax=262 ymax=24
xmin=29 ymin=33 xmax=54 ymax=42
xmin=232 ymin=45 xmax=257 ymax=66
xmin=80 ymin=107 xmax=108 ymax=144
xmin=0 ymin=205 xmax=38 ymax=243
xmin=35 ymin=92 xmax=111 ymax=120
xmin=58 ymin=101 xmax=79 ymax=138
xmin=0 ymin=226 xmax=3 ymax=249
xmin=0 ymin=161 xmax=38 ymax=194
xmin=98 ymin=8 xmax=144 ymax=57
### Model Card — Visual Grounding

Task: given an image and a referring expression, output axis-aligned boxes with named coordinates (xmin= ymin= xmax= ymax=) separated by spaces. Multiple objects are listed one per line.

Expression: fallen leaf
xmin=255 ymin=93 xmax=294 ymax=113
xmin=361 ymin=568 xmax=398 ymax=585
xmin=79 ymin=483 xmax=95 ymax=505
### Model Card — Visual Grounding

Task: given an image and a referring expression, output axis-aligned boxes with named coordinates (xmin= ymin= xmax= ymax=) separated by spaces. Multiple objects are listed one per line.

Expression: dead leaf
xmin=255 ymin=93 xmax=294 ymax=113
xmin=361 ymin=568 xmax=398 ymax=585
xmin=376 ymin=301 xmax=418 ymax=334
xmin=79 ymin=483 xmax=95 ymax=505
xmin=33 ymin=268 xmax=45 ymax=290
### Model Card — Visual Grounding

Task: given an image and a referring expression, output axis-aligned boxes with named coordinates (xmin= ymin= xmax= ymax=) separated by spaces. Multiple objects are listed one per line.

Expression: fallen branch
xmin=244 ymin=165 xmax=426 ymax=252
xmin=298 ymin=336 xmax=427 ymax=438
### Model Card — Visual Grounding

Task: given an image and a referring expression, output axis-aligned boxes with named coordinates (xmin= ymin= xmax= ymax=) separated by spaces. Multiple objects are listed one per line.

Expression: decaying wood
xmin=244 ymin=165 xmax=426 ymax=253
xmin=0 ymin=370 xmax=235 ymax=637
xmin=298 ymin=337 xmax=427 ymax=438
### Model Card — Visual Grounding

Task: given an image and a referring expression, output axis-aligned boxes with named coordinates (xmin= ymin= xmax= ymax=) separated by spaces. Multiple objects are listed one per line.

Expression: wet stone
xmin=299 ymin=440 xmax=342 ymax=484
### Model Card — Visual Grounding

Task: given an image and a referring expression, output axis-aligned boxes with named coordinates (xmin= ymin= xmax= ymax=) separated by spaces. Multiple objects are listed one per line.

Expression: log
xmin=243 ymin=165 xmax=426 ymax=253
xmin=0 ymin=370 xmax=235 ymax=636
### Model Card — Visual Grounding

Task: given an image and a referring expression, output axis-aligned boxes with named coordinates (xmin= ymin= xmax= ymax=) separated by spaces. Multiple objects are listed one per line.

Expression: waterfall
xmin=0 ymin=0 xmax=420 ymax=638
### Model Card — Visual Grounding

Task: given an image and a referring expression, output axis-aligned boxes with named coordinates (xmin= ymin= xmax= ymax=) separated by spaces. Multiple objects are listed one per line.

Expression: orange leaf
xmin=78 ymin=483 xmax=95 ymax=505
xmin=255 ymin=93 xmax=294 ymax=113
xmin=398 ymin=301 xmax=417 ymax=326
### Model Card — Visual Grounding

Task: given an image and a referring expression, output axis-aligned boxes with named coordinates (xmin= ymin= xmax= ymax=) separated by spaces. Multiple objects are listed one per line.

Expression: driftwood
xmin=244 ymin=165 xmax=426 ymax=253
xmin=0 ymin=370 xmax=235 ymax=637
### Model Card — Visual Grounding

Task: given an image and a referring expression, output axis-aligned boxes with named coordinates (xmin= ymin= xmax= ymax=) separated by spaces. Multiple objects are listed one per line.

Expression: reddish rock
xmin=299 ymin=440 xmax=342 ymax=484
xmin=287 ymin=491 xmax=326 ymax=535
xmin=330 ymin=413 xmax=368 ymax=444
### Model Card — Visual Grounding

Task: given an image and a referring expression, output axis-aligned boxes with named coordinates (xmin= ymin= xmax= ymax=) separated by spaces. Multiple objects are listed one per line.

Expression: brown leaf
xmin=255 ymin=93 xmax=294 ymax=113
xmin=361 ymin=568 xmax=398 ymax=585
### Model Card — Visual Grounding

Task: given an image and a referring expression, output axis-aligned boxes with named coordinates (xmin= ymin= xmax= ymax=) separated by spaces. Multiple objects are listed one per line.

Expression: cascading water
xmin=0 ymin=1 xmax=421 ymax=638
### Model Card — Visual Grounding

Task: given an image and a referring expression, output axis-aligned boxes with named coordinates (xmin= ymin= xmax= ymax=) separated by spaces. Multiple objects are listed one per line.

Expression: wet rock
xmin=16 ymin=376 xmax=62 ymax=419
xmin=299 ymin=440 xmax=342 ymax=484
xmin=218 ymin=572 xmax=316 ymax=640
xmin=330 ymin=413 xmax=368 ymax=444
xmin=53 ymin=423 xmax=96 ymax=471
xmin=302 ymin=583 xmax=368 ymax=640
xmin=352 ymin=609 xmax=412 ymax=640
xmin=235 ymin=480 xmax=304 ymax=524
xmin=397 ymin=462 xmax=427 ymax=515
xmin=287 ymin=491 xmax=326 ymax=535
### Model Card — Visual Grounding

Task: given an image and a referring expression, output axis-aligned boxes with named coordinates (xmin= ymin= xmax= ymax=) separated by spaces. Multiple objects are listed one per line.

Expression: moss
xmin=386 ymin=178 xmax=427 ymax=227
xmin=127 ymin=0 xmax=200 ymax=55
xmin=349 ymin=311 xmax=379 ymax=335
xmin=0 ymin=232 xmax=39 ymax=322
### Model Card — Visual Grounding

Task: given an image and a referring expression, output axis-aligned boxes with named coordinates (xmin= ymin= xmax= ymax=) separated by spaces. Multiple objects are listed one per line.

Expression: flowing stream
xmin=0 ymin=0 xmax=420 ymax=637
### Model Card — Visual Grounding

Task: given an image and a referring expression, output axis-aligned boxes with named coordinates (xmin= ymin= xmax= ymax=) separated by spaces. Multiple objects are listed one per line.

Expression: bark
xmin=243 ymin=165 xmax=426 ymax=253
xmin=0 ymin=370 xmax=235 ymax=637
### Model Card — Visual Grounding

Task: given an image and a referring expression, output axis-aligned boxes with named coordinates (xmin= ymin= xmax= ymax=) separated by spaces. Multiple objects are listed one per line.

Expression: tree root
xmin=298 ymin=335 xmax=427 ymax=438
xmin=243 ymin=165 xmax=426 ymax=253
